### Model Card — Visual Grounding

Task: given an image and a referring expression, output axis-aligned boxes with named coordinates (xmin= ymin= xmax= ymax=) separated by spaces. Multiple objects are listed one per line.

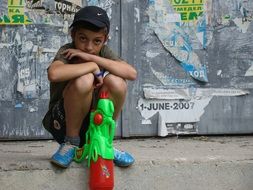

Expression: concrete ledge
xmin=1 ymin=136 xmax=253 ymax=190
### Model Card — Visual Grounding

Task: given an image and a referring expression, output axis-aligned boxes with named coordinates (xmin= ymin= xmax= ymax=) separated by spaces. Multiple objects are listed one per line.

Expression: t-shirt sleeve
xmin=100 ymin=45 xmax=122 ymax=61
xmin=52 ymin=44 xmax=72 ymax=64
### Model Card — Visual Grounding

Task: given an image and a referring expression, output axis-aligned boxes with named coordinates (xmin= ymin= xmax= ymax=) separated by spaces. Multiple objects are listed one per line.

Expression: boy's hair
xmin=70 ymin=6 xmax=110 ymax=35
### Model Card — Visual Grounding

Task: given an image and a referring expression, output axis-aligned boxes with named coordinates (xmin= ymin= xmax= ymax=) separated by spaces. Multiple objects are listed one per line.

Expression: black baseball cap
xmin=70 ymin=6 xmax=110 ymax=33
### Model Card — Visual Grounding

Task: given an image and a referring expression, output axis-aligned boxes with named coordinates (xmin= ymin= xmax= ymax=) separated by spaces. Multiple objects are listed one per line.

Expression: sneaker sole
xmin=50 ymin=159 xmax=69 ymax=168
xmin=114 ymin=160 xmax=134 ymax=167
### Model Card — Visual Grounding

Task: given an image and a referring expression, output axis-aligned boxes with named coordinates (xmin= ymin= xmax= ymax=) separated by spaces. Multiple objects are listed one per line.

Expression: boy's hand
xmin=62 ymin=49 xmax=91 ymax=61
xmin=93 ymin=71 xmax=103 ymax=88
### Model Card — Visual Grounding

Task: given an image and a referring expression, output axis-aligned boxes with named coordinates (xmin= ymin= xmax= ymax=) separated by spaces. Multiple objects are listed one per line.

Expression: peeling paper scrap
xmin=143 ymin=87 xmax=249 ymax=100
xmin=158 ymin=116 xmax=198 ymax=136
xmin=245 ymin=63 xmax=253 ymax=76
xmin=203 ymin=88 xmax=250 ymax=97
xmin=137 ymin=97 xmax=211 ymax=123
xmin=143 ymin=87 xmax=190 ymax=100
xmin=164 ymin=13 xmax=181 ymax=22
xmin=150 ymin=67 xmax=195 ymax=86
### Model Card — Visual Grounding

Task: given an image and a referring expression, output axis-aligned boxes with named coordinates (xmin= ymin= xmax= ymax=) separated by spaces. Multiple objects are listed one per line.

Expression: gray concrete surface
xmin=0 ymin=136 xmax=253 ymax=190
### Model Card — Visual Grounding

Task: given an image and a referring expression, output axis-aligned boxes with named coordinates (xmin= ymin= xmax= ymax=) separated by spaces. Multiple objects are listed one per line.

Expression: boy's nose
xmin=85 ymin=42 xmax=93 ymax=53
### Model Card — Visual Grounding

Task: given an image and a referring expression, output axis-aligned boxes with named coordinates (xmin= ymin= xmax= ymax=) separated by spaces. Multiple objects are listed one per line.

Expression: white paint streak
xmin=134 ymin=8 xmax=140 ymax=23
xmin=245 ymin=63 xmax=253 ymax=76
xmin=146 ymin=51 xmax=160 ymax=58
xmin=217 ymin=70 xmax=222 ymax=76
xmin=196 ymin=32 xmax=204 ymax=47
xmin=29 ymin=106 xmax=38 ymax=113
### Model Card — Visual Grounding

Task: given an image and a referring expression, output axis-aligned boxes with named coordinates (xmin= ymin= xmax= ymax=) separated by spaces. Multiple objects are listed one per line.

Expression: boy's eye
xmin=94 ymin=39 xmax=102 ymax=45
xmin=80 ymin=36 xmax=87 ymax=42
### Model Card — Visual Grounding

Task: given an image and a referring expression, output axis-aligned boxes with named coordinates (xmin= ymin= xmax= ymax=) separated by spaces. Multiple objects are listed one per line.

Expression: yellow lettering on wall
xmin=170 ymin=0 xmax=205 ymax=22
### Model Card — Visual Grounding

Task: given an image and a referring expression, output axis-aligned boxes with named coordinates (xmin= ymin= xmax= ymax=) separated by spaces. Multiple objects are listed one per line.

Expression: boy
xmin=42 ymin=6 xmax=137 ymax=168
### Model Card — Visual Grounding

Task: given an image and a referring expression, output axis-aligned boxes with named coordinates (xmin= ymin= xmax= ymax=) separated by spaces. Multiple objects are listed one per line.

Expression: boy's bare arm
xmin=48 ymin=60 xmax=101 ymax=82
xmin=62 ymin=48 xmax=137 ymax=81
xmin=90 ymin=55 xmax=137 ymax=81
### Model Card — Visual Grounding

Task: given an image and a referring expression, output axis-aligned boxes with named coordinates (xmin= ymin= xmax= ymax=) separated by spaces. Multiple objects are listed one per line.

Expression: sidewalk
xmin=0 ymin=136 xmax=253 ymax=190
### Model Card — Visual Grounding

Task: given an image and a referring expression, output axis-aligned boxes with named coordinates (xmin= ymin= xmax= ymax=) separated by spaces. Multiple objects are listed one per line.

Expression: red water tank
xmin=89 ymin=156 xmax=114 ymax=190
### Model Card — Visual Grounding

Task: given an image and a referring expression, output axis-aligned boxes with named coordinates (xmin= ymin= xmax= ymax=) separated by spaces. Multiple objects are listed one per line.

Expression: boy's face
xmin=72 ymin=28 xmax=107 ymax=55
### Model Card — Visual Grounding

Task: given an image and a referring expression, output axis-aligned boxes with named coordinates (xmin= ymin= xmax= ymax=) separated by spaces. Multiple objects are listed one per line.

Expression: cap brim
xmin=69 ymin=19 xmax=106 ymax=28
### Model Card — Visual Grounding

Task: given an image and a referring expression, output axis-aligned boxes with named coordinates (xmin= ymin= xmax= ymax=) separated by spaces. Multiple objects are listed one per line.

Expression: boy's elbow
xmin=129 ymin=69 xmax=137 ymax=81
xmin=47 ymin=68 xmax=58 ymax=82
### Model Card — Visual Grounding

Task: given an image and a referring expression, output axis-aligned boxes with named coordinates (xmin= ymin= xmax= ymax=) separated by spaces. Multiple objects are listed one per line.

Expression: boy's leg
xmin=100 ymin=74 xmax=127 ymax=120
xmin=100 ymin=74 xmax=135 ymax=167
xmin=51 ymin=74 xmax=94 ymax=168
xmin=63 ymin=73 xmax=94 ymax=138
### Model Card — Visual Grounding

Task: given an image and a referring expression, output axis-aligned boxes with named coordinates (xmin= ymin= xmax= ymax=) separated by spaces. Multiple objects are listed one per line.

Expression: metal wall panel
xmin=0 ymin=0 xmax=121 ymax=139
xmin=122 ymin=0 xmax=253 ymax=137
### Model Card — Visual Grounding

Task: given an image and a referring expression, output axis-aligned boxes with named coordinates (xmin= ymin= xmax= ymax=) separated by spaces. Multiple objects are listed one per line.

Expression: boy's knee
xmin=69 ymin=74 xmax=94 ymax=94
xmin=104 ymin=75 xmax=127 ymax=95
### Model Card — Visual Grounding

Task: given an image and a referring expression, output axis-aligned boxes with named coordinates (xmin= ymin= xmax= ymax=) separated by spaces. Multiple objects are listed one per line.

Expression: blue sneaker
xmin=113 ymin=148 xmax=135 ymax=167
xmin=51 ymin=143 xmax=76 ymax=168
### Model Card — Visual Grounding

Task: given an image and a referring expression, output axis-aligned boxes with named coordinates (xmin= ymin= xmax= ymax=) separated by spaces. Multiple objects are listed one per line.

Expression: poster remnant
xmin=170 ymin=0 xmax=204 ymax=22
xmin=150 ymin=67 xmax=195 ymax=86
xmin=55 ymin=0 xmax=81 ymax=14
xmin=140 ymin=87 xmax=249 ymax=136
xmin=148 ymin=0 xmax=208 ymax=82
xmin=137 ymin=97 xmax=211 ymax=135
xmin=0 ymin=0 xmax=32 ymax=25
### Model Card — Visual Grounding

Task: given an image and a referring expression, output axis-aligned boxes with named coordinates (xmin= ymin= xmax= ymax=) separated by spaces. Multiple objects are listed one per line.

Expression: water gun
xmin=74 ymin=91 xmax=115 ymax=190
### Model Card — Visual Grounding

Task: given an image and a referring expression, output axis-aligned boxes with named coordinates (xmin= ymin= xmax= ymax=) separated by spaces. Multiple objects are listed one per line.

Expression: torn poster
xmin=170 ymin=0 xmax=204 ymax=22
xmin=150 ymin=67 xmax=195 ymax=86
xmin=148 ymin=0 xmax=208 ymax=82
xmin=140 ymin=86 xmax=249 ymax=136
xmin=137 ymin=97 xmax=211 ymax=135
xmin=0 ymin=0 xmax=32 ymax=25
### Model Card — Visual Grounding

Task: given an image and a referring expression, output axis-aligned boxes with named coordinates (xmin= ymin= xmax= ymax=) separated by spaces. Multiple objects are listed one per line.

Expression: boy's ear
xmin=104 ymin=35 xmax=109 ymax=43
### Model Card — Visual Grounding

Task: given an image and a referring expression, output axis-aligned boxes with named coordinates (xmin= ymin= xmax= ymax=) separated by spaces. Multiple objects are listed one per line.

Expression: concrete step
xmin=1 ymin=136 xmax=253 ymax=190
